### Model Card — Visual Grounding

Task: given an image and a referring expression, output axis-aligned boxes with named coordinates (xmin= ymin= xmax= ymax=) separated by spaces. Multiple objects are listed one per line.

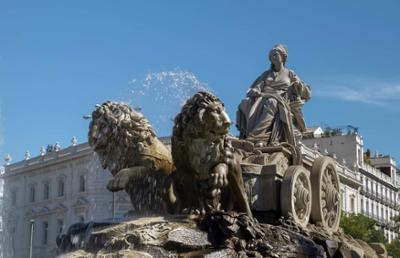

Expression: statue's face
xmin=269 ymin=49 xmax=283 ymax=67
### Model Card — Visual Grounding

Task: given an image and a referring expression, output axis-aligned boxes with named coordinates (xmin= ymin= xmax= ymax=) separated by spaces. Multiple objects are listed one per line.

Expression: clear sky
xmin=0 ymin=0 xmax=399 ymax=164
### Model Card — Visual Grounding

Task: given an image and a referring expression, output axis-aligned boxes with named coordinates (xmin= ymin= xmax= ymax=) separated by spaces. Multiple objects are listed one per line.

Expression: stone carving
xmin=234 ymin=44 xmax=341 ymax=232
xmin=237 ymin=44 xmax=311 ymax=147
xmin=88 ymin=101 xmax=175 ymax=212
xmin=171 ymin=92 xmax=252 ymax=216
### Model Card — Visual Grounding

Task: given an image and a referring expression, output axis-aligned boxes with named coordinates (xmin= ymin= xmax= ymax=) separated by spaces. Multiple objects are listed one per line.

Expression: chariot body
xmin=240 ymin=142 xmax=342 ymax=233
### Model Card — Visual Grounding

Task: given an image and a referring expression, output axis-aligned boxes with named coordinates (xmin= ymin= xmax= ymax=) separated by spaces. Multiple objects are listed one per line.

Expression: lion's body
xmin=88 ymin=102 xmax=174 ymax=213
xmin=172 ymin=92 xmax=252 ymax=216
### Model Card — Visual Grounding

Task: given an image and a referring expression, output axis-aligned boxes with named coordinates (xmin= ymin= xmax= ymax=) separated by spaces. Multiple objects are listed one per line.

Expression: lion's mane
xmin=88 ymin=101 xmax=156 ymax=176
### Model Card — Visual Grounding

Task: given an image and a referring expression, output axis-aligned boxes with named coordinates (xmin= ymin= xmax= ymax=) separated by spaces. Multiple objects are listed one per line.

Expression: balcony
xmin=359 ymin=163 xmax=394 ymax=185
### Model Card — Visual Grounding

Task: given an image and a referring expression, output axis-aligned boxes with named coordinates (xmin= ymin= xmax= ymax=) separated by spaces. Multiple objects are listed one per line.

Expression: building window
xmin=371 ymin=203 xmax=374 ymax=216
xmin=57 ymin=219 xmax=64 ymax=236
xmin=11 ymin=190 xmax=17 ymax=206
xmin=79 ymin=175 xmax=86 ymax=193
xmin=350 ymin=196 xmax=355 ymax=213
xmin=42 ymin=221 xmax=48 ymax=245
xmin=58 ymin=179 xmax=65 ymax=197
xmin=361 ymin=199 xmax=364 ymax=212
xmin=43 ymin=182 xmax=50 ymax=200
xmin=30 ymin=185 xmax=36 ymax=202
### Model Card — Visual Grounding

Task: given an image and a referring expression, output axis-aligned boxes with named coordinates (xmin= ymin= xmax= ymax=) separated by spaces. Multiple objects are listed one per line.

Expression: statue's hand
xmin=247 ymin=88 xmax=262 ymax=98
xmin=211 ymin=163 xmax=229 ymax=188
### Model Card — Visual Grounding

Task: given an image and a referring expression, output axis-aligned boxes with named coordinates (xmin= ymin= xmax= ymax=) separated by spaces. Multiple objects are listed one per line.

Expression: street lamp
xmin=29 ymin=219 xmax=35 ymax=258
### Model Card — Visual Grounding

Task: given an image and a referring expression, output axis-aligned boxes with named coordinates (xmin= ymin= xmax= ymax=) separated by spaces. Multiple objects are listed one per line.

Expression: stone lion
xmin=172 ymin=92 xmax=252 ymax=216
xmin=88 ymin=101 xmax=175 ymax=213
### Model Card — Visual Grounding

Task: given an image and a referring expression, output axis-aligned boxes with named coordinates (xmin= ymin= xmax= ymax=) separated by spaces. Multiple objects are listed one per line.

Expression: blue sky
xmin=0 ymin=0 xmax=399 ymax=164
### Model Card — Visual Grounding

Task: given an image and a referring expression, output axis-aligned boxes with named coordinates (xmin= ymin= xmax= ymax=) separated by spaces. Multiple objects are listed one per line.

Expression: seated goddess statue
xmin=236 ymin=44 xmax=311 ymax=147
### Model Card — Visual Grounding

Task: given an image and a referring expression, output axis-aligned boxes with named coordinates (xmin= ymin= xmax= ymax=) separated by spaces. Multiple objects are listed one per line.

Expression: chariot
xmin=241 ymin=144 xmax=341 ymax=233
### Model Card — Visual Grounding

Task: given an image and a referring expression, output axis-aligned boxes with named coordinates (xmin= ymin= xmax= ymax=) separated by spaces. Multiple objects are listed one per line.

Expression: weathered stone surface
xmin=356 ymin=240 xmax=380 ymax=258
xmin=325 ymin=240 xmax=339 ymax=257
xmin=335 ymin=242 xmax=364 ymax=258
xmin=369 ymin=242 xmax=388 ymax=258
xmin=58 ymin=212 xmax=388 ymax=258
xmin=165 ymin=227 xmax=212 ymax=251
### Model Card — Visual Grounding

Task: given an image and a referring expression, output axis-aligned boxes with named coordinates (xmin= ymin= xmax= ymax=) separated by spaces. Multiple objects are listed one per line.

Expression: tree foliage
xmin=340 ymin=213 xmax=386 ymax=243
xmin=386 ymin=238 xmax=400 ymax=257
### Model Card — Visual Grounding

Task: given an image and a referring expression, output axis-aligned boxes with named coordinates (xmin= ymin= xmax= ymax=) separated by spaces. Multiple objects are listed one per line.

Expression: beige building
xmin=1 ymin=140 xmax=132 ymax=258
xmin=302 ymin=129 xmax=400 ymax=243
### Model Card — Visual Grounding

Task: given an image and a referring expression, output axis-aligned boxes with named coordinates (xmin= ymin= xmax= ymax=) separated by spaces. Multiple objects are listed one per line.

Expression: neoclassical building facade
xmin=302 ymin=130 xmax=400 ymax=243
xmin=1 ymin=142 xmax=132 ymax=258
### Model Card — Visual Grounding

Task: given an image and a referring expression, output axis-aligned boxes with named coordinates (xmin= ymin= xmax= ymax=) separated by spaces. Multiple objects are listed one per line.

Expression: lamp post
xmin=112 ymin=192 xmax=116 ymax=219
xmin=29 ymin=219 xmax=35 ymax=258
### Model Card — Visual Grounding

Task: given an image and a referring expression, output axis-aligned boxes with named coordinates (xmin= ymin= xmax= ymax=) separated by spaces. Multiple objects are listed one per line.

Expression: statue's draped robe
xmin=237 ymin=68 xmax=309 ymax=146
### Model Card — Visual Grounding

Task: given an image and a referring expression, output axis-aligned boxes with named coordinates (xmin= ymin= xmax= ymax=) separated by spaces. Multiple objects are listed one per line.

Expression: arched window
xmin=79 ymin=175 xmax=86 ymax=193
xmin=58 ymin=179 xmax=65 ymax=197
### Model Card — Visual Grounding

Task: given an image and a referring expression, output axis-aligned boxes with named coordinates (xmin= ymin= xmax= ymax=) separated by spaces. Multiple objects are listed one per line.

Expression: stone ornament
xmin=71 ymin=136 xmax=78 ymax=146
xmin=25 ymin=150 xmax=31 ymax=160
xmin=40 ymin=146 xmax=46 ymax=156
xmin=54 ymin=142 xmax=61 ymax=152
xmin=4 ymin=154 xmax=12 ymax=165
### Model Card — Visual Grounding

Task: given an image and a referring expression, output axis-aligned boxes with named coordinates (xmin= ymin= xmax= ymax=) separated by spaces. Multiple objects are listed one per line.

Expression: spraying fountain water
xmin=126 ymin=69 xmax=212 ymax=136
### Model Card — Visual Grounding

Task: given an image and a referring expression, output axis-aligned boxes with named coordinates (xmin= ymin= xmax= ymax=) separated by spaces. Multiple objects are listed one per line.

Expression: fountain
xmin=56 ymin=46 xmax=388 ymax=258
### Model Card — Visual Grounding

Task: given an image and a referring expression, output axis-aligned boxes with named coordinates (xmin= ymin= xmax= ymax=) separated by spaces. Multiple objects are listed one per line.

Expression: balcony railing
xmin=359 ymin=163 xmax=394 ymax=185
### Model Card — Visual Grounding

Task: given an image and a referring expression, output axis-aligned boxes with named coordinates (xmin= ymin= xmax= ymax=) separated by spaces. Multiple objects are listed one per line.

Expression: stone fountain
xmin=57 ymin=45 xmax=388 ymax=258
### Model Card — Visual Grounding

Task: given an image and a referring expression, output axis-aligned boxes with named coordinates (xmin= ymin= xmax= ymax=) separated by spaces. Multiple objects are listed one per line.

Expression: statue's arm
xmin=246 ymin=71 xmax=268 ymax=98
xmin=289 ymin=70 xmax=311 ymax=101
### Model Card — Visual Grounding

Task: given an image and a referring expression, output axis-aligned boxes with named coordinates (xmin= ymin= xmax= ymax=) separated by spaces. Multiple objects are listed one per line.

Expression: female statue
xmin=236 ymin=44 xmax=311 ymax=147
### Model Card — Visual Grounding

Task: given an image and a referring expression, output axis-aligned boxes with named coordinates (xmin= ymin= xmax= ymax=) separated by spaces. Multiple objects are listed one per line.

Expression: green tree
xmin=386 ymin=238 xmax=400 ymax=258
xmin=340 ymin=213 xmax=386 ymax=243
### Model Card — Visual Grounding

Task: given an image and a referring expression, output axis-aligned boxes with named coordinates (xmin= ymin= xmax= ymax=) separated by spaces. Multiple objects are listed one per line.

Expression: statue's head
xmin=173 ymin=91 xmax=231 ymax=140
xmin=269 ymin=43 xmax=288 ymax=67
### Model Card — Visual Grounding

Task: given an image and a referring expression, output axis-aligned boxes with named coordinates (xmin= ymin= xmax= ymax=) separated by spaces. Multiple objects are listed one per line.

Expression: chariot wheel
xmin=281 ymin=165 xmax=312 ymax=227
xmin=310 ymin=156 xmax=341 ymax=233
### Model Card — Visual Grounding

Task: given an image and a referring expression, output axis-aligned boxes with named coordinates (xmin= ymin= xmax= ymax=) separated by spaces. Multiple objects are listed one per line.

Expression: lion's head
xmin=172 ymin=91 xmax=231 ymax=141
xmin=88 ymin=101 xmax=156 ymax=176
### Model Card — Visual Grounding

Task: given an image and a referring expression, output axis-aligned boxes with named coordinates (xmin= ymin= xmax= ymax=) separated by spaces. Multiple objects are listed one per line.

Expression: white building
xmin=1 ymin=141 xmax=132 ymax=258
xmin=302 ymin=129 xmax=399 ymax=243
xmin=300 ymin=141 xmax=362 ymax=215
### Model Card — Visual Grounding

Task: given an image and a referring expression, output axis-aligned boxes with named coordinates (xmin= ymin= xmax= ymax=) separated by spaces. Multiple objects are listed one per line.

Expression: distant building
xmin=1 ymin=142 xmax=132 ymax=258
xmin=302 ymin=130 xmax=400 ymax=243
xmin=0 ymin=166 xmax=4 ymax=258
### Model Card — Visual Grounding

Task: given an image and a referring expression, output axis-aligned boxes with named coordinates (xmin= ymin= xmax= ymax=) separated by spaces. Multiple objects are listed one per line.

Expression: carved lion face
xmin=198 ymin=102 xmax=231 ymax=136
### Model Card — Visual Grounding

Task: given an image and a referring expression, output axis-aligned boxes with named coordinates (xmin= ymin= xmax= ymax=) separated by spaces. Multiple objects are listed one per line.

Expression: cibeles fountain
xmin=57 ymin=45 xmax=386 ymax=258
